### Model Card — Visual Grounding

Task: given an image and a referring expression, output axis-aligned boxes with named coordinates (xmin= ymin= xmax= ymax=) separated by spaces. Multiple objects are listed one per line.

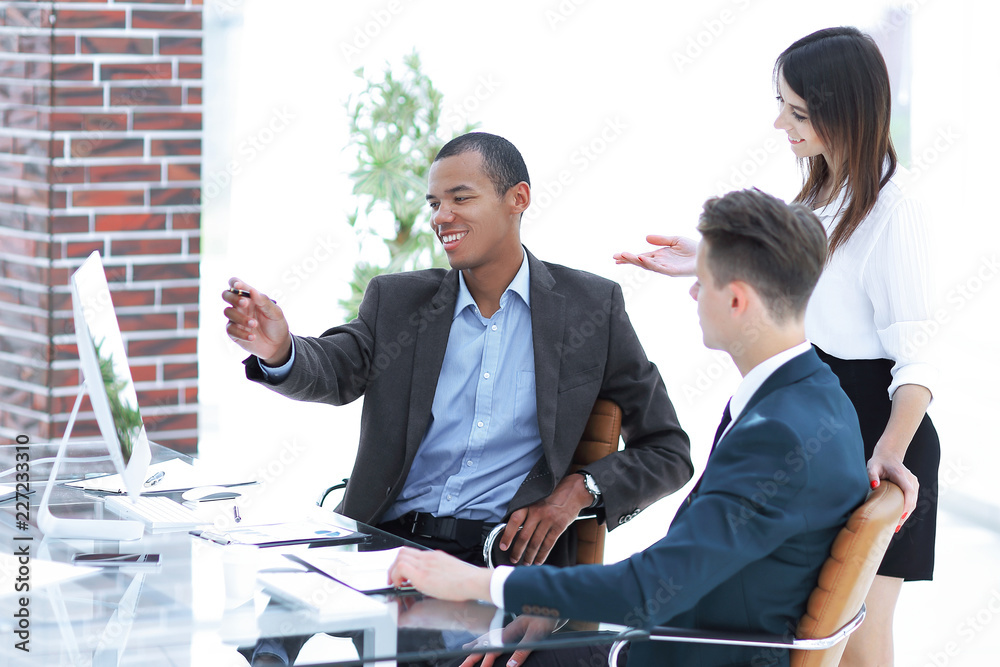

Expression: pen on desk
xmin=143 ymin=471 xmax=165 ymax=488
xmin=233 ymin=505 xmax=241 ymax=523
xmin=189 ymin=529 xmax=232 ymax=546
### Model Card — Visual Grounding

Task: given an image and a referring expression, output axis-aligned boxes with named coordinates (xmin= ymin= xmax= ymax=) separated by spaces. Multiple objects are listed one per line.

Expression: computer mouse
xmin=181 ymin=486 xmax=242 ymax=502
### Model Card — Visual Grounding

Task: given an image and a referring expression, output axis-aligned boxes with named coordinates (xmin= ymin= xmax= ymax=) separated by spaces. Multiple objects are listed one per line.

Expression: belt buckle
xmin=409 ymin=512 xmax=428 ymax=538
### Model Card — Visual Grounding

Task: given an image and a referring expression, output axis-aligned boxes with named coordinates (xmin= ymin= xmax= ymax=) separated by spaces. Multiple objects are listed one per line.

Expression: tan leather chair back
xmin=791 ymin=481 xmax=904 ymax=667
xmin=568 ymin=399 xmax=622 ymax=565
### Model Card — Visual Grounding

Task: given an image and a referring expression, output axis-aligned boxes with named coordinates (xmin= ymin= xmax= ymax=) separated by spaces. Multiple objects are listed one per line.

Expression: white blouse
xmin=805 ymin=166 xmax=939 ymax=400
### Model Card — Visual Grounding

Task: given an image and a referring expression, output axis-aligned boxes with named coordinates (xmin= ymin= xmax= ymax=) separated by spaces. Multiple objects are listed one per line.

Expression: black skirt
xmin=815 ymin=346 xmax=939 ymax=581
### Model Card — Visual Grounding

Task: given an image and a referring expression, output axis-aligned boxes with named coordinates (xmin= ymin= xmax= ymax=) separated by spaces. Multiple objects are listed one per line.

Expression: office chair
xmin=483 ymin=399 xmax=622 ymax=568
xmin=605 ymin=480 xmax=905 ymax=667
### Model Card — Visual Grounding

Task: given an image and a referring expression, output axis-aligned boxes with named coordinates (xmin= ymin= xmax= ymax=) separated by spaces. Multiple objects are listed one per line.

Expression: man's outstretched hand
xmin=222 ymin=278 xmax=292 ymax=366
xmin=613 ymin=234 xmax=698 ymax=277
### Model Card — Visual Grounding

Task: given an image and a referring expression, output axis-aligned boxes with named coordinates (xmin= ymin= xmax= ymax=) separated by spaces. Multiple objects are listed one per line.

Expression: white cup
xmin=222 ymin=544 xmax=259 ymax=606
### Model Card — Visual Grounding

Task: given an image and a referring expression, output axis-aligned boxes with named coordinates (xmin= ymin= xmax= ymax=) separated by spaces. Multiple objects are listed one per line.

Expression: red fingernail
xmin=901 ymin=512 xmax=908 ymax=521
xmin=870 ymin=480 xmax=879 ymax=489
xmin=894 ymin=525 xmax=901 ymax=533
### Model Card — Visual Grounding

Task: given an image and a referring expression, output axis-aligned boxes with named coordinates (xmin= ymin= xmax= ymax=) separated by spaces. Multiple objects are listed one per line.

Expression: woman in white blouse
xmin=615 ymin=27 xmax=939 ymax=666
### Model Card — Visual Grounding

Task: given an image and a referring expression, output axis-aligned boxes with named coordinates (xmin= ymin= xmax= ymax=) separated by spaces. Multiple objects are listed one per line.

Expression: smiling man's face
xmin=426 ymin=151 xmax=523 ymax=273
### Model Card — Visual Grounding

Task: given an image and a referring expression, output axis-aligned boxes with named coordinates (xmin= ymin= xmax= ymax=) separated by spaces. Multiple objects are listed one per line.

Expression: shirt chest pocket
xmin=514 ymin=370 xmax=539 ymax=437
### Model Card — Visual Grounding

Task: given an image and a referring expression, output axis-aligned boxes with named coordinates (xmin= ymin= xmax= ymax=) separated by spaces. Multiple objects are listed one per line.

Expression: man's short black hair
xmin=434 ymin=132 xmax=530 ymax=198
xmin=697 ymin=188 xmax=828 ymax=321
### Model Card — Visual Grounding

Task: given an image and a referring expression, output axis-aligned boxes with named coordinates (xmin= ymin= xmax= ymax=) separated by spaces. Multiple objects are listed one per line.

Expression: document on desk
xmin=64 ymin=458 xmax=256 ymax=495
xmin=287 ymin=547 xmax=410 ymax=594
xmin=192 ymin=518 xmax=368 ymax=548
xmin=258 ymin=568 xmax=390 ymax=619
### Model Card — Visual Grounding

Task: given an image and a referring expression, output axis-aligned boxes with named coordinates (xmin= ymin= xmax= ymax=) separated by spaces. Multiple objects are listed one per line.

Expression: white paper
xmin=290 ymin=547 xmax=407 ymax=593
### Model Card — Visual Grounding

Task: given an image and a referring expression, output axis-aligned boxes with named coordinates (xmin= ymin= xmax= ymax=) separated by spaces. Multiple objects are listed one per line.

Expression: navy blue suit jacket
xmin=504 ymin=348 xmax=869 ymax=666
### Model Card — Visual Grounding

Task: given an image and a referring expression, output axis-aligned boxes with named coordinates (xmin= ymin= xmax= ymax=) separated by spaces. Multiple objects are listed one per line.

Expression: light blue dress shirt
xmin=260 ymin=253 xmax=542 ymax=523
xmin=384 ymin=252 xmax=541 ymax=522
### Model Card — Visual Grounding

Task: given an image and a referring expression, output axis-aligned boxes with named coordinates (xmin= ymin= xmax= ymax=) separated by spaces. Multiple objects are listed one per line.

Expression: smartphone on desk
xmin=72 ymin=553 xmax=161 ymax=568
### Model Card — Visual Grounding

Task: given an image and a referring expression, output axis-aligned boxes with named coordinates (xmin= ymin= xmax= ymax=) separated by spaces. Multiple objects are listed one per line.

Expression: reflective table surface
xmin=0 ymin=443 xmax=640 ymax=666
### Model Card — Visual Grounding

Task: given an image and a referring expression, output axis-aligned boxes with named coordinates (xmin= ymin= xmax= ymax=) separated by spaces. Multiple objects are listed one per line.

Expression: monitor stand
xmin=37 ymin=382 xmax=144 ymax=541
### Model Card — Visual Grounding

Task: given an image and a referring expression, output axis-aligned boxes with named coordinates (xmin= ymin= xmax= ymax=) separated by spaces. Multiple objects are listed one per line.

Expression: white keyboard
xmin=104 ymin=495 xmax=206 ymax=531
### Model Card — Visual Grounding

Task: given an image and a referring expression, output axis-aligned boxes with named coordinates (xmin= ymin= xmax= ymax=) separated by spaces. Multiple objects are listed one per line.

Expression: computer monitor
xmin=38 ymin=251 xmax=151 ymax=540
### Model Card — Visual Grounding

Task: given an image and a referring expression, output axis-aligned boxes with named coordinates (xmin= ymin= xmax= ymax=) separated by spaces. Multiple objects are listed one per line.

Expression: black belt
xmin=394 ymin=511 xmax=494 ymax=546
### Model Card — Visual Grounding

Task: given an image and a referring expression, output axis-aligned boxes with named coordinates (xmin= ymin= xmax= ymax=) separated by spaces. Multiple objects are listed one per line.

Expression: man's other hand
xmin=500 ymin=473 xmax=593 ymax=565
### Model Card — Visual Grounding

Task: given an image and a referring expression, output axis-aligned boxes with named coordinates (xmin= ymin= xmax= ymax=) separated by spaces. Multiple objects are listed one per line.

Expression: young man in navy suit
xmin=389 ymin=188 xmax=873 ymax=666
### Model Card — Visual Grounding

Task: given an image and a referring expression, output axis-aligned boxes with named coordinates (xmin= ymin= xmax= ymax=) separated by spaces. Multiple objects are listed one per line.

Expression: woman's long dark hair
xmin=775 ymin=27 xmax=897 ymax=254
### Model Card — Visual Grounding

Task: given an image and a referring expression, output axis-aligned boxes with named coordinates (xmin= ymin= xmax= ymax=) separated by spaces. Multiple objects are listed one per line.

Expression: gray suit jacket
xmin=246 ymin=249 xmax=691 ymax=530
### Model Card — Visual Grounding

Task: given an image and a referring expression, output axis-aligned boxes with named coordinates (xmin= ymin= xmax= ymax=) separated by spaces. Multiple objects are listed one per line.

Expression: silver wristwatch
xmin=578 ymin=471 xmax=602 ymax=508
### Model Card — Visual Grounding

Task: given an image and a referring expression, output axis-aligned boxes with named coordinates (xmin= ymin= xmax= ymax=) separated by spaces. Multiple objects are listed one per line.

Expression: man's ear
xmin=727 ymin=280 xmax=754 ymax=317
xmin=510 ymin=182 xmax=530 ymax=217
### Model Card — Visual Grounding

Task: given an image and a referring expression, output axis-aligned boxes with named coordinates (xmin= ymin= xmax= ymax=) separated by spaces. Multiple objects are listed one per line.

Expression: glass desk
xmin=0 ymin=443 xmax=642 ymax=666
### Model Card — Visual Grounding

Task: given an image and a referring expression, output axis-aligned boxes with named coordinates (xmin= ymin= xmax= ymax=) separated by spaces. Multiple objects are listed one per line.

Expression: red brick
xmin=110 ymin=289 xmax=157 ymax=308
xmin=100 ymin=62 xmax=171 ymax=81
xmin=4 ymin=6 xmax=52 ymax=29
xmin=159 ymin=36 xmax=201 ymax=55
xmin=71 ymin=189 xmax=144 ymax=208
xmin=110 ymin=85 xmax=182 ymax=107
xmin=52 ymin=86 xmax=105 ymax=107
xmin=178 ymin=62 xmax=202 ymax=79
xmin=151 ymin=187 xmax=199 ymax=207
xmin=51 ymin=165 xmax=87 ymax=185
xmin=138 ymin=390 xmax=181 ymax=410
xmin=183 ymin=310 xmax=199 ymax=329
xmin=162 ymin=286 xmax=198 ymax=305
xmin=167 ymin=163 xmax=199 ymax=181
xmin=69 ymin=138 xmax=143 ymax=158
xmin=152 ymin=138 xmax=200 ymax=156
xmin=186 ymin=86 xmax=202 ymax=105
xmin=14 ymin=185 xmax=49 ymax=208
xmin=0 ymin=82 xmax=38 ymax=105
xmin=91 ymin=164 xmax=161 ymax=183
xmin=50 ymin=112 xmax=128 ymax=132
xmin=117 ymin=312 xmax=178 ymax=332
xmin=130 ymin=364 xmax=157 ymax=383
xmin=96 ymin=213 xmax=167 ymax=232
xmin=134 ymin=112 xmax=201 ymax=131
xmin=133 ymin=262 xmax=198 ymax=282
xmin=111 ymin=238 xmax=182 ymax=256
xmin=0 ymin=162 xmax=22 ymax=180
xmin=4 ymin=108 xmax=45 ymax=130
xmin=81 ymin=36 xmax=154 ymax=55
xmin=52 ymin=215 xmax=90 ymax=234
xmin=128 ymin=336 xmax=196 ymax=357
xmin=16 ymin=35 xmax=54 ymax=55
xmin=55 ymin=9 xmax=127 ymax=29
xmin=133 ymin=10 xmax=202 ymax=31
xmin=54 ymin=35 xmax=76 ymax=55
xmin=164 ymin=362 xmax=197 ymax=380
xmin=188 ymin=235 xmax=201 ymax=255
xmin=15 ymin=137 xmax=63 ymax=158
xmin=184 ymin=387 xmax=198 ymax=403
xmin=145 ymin=411 xmax=197 ymax=433
xmin=65 ymin=240 xmax=104 ymax=258
xmin=55 ymin=62 xmax=94 ymax=81
xmin=23 ymin=61 xmax=52 ymax=80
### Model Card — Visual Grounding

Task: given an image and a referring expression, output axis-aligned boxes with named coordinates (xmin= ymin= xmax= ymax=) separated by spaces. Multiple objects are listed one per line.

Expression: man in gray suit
xmin=223 ymin=132 xmax=691 ymax=568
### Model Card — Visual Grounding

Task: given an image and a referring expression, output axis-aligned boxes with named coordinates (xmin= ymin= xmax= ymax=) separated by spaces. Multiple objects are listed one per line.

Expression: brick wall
xmin=0 ymin=1 xmax=203 ymax=453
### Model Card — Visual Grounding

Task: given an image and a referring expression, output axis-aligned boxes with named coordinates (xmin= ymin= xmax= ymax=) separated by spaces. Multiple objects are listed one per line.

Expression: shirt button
xmin=477 ymin=421 xmax=484 ymax=428
xmin=491 ymin=324 xmax=498 ymax=331
xmin=447 ymin=494 xmax=452 ymax=501
xmin=467 ymin=460 xmax=473 ymax=467
xmin=483 ymin=372 xmax=490 ymax=379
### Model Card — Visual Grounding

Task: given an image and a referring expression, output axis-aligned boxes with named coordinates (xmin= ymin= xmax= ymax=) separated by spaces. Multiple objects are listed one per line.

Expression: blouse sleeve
xmin=862 ymin=196 xmax=939 ymax=400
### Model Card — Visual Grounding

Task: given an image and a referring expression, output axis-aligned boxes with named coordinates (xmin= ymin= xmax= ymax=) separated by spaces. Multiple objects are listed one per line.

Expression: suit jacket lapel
xmin=526 ymin=249 xmax=564 ymax=469
xmin=404 ymin=271 xmax=459 ymax=461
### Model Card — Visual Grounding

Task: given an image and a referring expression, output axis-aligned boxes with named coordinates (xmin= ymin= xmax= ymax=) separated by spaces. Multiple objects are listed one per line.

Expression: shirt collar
xmin=454 ymin=249 xmax=531 ymax=320
xmin=728 ymin=341 xmax=813 ymax=424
